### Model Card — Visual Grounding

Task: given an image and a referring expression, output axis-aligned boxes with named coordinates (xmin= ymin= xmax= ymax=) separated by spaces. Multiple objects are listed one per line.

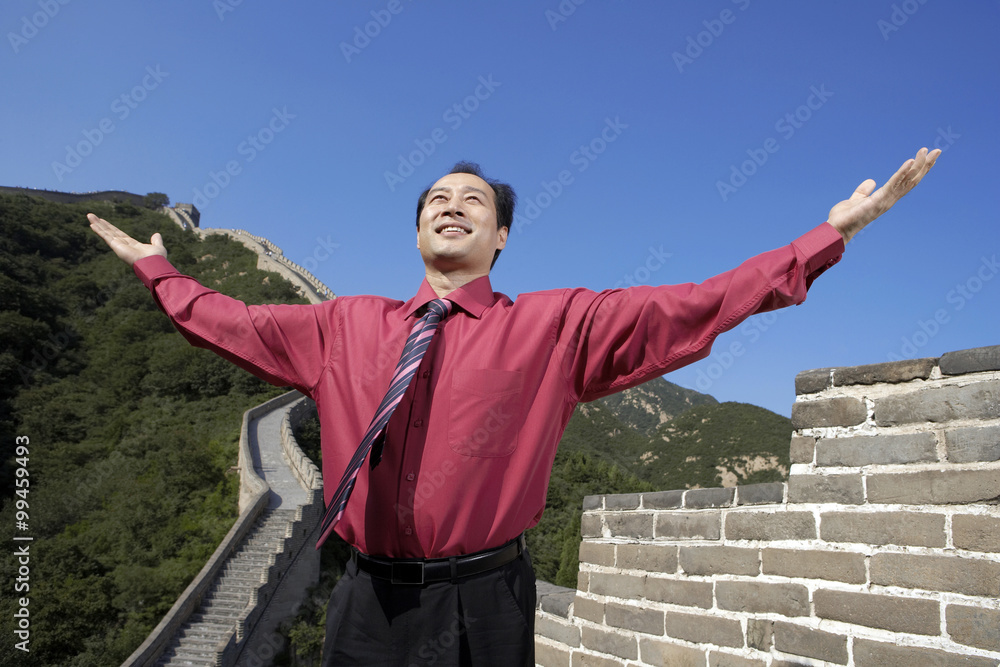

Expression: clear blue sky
xmin=3 ymin=1 xmax=997 ymax=416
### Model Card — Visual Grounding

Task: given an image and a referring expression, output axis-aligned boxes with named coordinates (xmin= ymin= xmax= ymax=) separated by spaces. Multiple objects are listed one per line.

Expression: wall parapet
xmin=535 ymin=345 xmax=1000 ymax=667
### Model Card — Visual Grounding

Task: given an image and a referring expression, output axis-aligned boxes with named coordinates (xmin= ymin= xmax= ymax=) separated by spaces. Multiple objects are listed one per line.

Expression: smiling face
xmin=416 ymin=172 xmax=508 ymax=277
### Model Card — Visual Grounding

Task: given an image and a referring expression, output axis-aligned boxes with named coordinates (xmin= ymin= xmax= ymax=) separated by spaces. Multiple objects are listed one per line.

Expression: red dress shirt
xmin=133 ymin=222 xmax=844 ymax=558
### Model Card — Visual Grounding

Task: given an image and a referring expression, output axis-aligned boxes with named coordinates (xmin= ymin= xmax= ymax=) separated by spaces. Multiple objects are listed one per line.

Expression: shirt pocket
xmin=448 ymin=369 xmax=523 ymax=457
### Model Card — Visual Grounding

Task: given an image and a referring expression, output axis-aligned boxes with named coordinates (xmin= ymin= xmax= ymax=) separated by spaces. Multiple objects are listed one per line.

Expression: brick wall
xmin=535 ymin=345 xmax=1000 ymax=667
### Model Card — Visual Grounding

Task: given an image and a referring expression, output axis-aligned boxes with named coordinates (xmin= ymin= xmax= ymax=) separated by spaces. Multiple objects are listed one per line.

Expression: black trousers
xmin=321 ymin=546 xmax=536 ymax=666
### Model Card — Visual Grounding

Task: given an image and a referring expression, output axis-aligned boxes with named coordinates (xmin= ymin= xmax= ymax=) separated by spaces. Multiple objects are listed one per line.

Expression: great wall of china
xmin=6 ymin=187 xmax=997 ymax=665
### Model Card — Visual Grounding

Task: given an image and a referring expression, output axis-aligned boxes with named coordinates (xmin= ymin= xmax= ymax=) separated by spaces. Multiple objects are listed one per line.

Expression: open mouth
xmin=436 ymin=223 xmax=471 ymax=235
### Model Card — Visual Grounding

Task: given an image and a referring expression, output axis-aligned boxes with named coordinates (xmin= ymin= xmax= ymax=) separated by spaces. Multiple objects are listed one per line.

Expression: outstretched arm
xmin=88 ymin=213 xmax=167 ymax=265
xmin=827 ymin=147 xmax=941 ymax=244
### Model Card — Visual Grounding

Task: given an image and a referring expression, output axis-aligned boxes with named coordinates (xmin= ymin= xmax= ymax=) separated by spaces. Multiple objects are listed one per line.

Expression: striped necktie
xmin=316 ymin=298 xmax=453 ymax=548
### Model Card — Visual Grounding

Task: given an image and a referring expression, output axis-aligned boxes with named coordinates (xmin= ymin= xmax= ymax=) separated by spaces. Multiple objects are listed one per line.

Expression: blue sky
xmin=3 ymin=1 xmax=997 ymax=416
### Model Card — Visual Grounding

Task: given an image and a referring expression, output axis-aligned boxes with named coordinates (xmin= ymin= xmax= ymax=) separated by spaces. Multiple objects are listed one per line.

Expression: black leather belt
xmin=352 ymin=534 xmax=526 ymax=585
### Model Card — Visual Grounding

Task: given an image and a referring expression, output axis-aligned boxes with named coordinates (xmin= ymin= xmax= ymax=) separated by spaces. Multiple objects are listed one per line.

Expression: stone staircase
xmin=154 ymin=508 xmax=297 ymax=666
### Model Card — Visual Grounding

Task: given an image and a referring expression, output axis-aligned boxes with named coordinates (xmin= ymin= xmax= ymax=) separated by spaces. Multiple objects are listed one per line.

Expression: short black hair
xmin=416 ymin=161 xmax=517 ymax=269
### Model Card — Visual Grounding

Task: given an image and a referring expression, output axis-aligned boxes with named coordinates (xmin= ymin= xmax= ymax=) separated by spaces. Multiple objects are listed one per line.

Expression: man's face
xmin=417 ymin=172 xmax=508 ymax=276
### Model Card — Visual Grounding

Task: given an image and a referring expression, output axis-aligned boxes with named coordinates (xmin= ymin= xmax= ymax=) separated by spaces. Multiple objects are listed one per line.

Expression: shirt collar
xmin=403 ymin=275 xmax=495 ymax=320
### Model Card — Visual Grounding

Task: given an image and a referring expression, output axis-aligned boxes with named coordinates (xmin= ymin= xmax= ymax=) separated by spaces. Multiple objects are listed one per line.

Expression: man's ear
xmin=496 ymin=225 xmax=508 ymax=250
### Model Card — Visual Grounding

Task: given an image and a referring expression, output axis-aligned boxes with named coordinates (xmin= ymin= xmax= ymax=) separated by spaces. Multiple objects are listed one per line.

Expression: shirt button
xmin=404 ymin=527 xmax=413 ymax=535
xmin=406 ymin=473 xmax=415 ymax=481
xmin=421 ymin=370 xmax=430 ymax=378
xmin=413 ymin=418 xmax=423 ymax=428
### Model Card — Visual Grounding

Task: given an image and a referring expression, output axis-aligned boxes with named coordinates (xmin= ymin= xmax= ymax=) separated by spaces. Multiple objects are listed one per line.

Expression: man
xmin=88 ymin=147 xmax=939 ymax=665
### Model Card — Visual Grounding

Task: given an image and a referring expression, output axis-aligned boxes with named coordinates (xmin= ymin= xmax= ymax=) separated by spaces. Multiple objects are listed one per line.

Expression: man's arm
xmin=87 ymin=213 xmax=335 ymax=395
xmin=826 ymin=146 xmax=940 ymax=243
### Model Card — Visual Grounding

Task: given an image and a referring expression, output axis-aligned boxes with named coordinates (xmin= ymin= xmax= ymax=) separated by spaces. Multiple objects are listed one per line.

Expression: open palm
xmin=828 ymin=147 xmax=941 ymax=244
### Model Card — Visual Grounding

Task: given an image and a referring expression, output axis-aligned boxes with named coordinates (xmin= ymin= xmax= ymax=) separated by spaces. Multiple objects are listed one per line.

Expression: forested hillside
xmin=0 ymin=194 xmax=305 ymax=666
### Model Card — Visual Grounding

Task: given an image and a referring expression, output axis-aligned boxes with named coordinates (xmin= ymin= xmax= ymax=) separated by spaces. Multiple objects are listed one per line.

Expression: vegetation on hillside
xmin=0 ymin=194 xmax=304 ymax=666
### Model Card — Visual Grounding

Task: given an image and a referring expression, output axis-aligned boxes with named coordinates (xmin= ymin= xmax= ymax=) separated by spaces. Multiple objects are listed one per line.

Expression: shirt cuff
xmin=794 ymin=222 xmax=845 ymax=279
xmin=133 ymin=254 xmax=181 ymax=289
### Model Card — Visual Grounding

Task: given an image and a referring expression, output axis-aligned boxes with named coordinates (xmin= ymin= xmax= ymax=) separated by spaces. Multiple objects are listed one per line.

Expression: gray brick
xmin=773 ymin=621 xmax=848 ymax=665
xmin=867 ymin=469 xmax=1000 ymax=505
xmin=577 ymin=570 xmax=589 ymax=592
xmin=581 ymin=625 xmax=637 ymax=660
xmin=833 ymin=357 xmax=936 ymax=386
xmin=680 ymin=546 xmax=759 ymax=576
xmin=571 ymin=652 xmax=623 ymax=667
xmin=606 ymin=601 xmax=664 ymax=636
xmin=535 ymin=614 xmax=581 ymax=647
xmin=795 ymin=367 xmax=833 ymax=395
xmin=578 ymin=541 xmax=615 ymax=568
xmin=871 ymin=552 xmax=1000 ymax=597
xmin=791 ymin=396 xmax=867 ymax=428
xmin=582 ymin=495 xmax=603 ymax=511
xmin=953 ymin=514 xmax=1000 ymax=553
xmin=581 ymin=513 xmax=602 ymax=538
xmin=813 ymin=589 xmax=939 ymax=635
xmin=616 ymin=543 xmax=677 ymax=574
xmin=710 ymin=651 xmax=766 ymax=667
xmin=664 ymin=610 xmax=744 ymax=648
xmin=716 ymin=581 xmax=809 ymax=617
xmin=725 ymin=510 xmax=816 ymax=541
xmin=787 ymin=474 xmax=863 ymax=504
xmin=685 ymin=487 xmax=735 ymax=508
xmin=605 ymin=512 xmax=653 ymax=539
xmin=947 ymin=604 xmax=1000 ymax=652
xmin=788 ymin=436 xmax=815 ymax=464
xmin=746 ymin=619 xmax=773 ymax=651
xmin=589 ymin=572 xmax=645 ymax=599
xmin=945 ymin=424 xmax=1000 ymax=463
xmin=940 ymin=345 xmax=1000 ymax=375
xmin=655 ymin=511 xmax=721 ymax=540
xmin=816 ymin=432 xmax=937 ymax=467
xmin=639 ymin=638 xmax=707 ymax=667
xmin=643 ymin=489 xmax=684 ymax=509
xmin=874 ymin=381 xmax=1000 ymax=426
xmin=762 ymin=548 xmax=866 ymax=584
xmin=534 ymin=641 xmax=571 ymax=667
xmin=854 ymin=638 xmax=1000 ymax=667
xmin=537 ymin=580 xmax=575 ymax=617
xmin=736 ymin=482 xmax=785 ymax=505
xmin=644 ymin=576 xmax=713 ymax=609
xmin=820 ymin=510 xmax=945 ymax=547
xmin=605 ymin=493 xmax=640 ymax=510
xmin=572 ymin=595 xmax=604 ymax=623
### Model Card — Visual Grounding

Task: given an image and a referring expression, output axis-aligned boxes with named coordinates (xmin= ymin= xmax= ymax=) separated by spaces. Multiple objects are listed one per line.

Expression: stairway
xmin=154 ymin=508 xmax=297 ymax=666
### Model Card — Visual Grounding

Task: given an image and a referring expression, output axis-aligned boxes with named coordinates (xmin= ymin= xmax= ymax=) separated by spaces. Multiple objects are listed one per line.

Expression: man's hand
xmin=827 ymin=147 xmax=941 ymax=244
xmin=88 ymin=213 xmax=168 ymax=266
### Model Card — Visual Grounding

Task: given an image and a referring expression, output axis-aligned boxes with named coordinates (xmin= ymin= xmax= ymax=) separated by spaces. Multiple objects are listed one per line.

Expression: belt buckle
xmin=391 ymin=560 xmax=424 ymax=585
